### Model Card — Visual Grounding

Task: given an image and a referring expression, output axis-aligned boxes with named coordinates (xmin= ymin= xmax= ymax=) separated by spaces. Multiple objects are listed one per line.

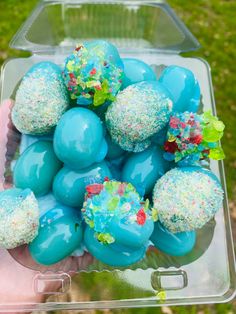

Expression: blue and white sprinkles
xmin=106 ymin=81 xmax=173 ymax=152
xmin=0 ymin=188 xmax=39 ymax=249
xmin=153 ymin=167 xmax=224 ymax=233
xmin=12 ymin=62 xmax=69 ymax=135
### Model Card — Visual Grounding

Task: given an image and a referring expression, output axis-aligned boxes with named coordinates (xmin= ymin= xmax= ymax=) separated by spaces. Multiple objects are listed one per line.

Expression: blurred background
xmin=0 ymin=0 xmax=235 ymax=313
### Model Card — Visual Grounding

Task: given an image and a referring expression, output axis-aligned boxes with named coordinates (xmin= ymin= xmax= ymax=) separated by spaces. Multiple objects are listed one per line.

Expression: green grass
xmin=0 ymin=1 xmax=235 ymax=313
xmin=170 ymin=0 xmax=236 ymax=203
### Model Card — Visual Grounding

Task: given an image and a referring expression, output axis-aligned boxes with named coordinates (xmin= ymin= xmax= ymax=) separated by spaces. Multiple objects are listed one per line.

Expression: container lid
xmin=10 ymin=0 xmax=200 ymax=54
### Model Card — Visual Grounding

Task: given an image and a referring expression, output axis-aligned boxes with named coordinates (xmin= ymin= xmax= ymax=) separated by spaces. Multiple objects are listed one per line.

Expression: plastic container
xmin=0 ymin=0 xmax=235 ymax=311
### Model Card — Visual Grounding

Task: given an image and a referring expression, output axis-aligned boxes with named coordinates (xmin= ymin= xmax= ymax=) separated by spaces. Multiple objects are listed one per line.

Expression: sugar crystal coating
xmin=12 ymin=62 xmax=69 ymax=135
xmin=153 ymin=167 xmax=224 ymax=233
xmin=0 ymin=188 xmax=39 ymax=249
xmin=106 ymin=81 xmax=173 ymax=152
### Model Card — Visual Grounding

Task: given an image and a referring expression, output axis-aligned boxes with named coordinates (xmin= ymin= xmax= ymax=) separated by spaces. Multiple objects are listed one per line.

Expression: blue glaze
xmin=121 ymin=146 xmax=171 ymax=195
xmin=84 ymin=226 xmax=147 ymax=267
xmin=87 ymin=40 xmax=124 ymax=69
xmin=159 ymin=66 xmax=200 ymax=113
xmin=20 ymin=134 xmax=53 ymax=154
xmin=94 ymin=138 xmax=108 ymax=163
xmin=151 ymin=127 xmax=168 ymax=146
xmin=105 ymin=155 xmax=127 ymax=181
xmin=53 ymin=161 xmax=112 ymax=208
xmin=13 ymin=141 xmax=62 ymax=197
xmin=151 ymin=221 xmax=196 ymax=256
xmin=106 ymin=134 xmax=125 ymax=160
xmin=53 ymin=107 xmax=105 ymax=170
xmin=0 ymin=188 xmax=32 ymax=210
xmin=122 ymin=58 xmax=157 ymax=89
xmin=109 ymin=216 xmax=154 ymax=249
xmin=37 ymin=193 xmax=59 ymax=216
xmin=29 ymin=204 xmax=83 ymax=265
xmin=26 ymin=61 xmax=62 ymax=77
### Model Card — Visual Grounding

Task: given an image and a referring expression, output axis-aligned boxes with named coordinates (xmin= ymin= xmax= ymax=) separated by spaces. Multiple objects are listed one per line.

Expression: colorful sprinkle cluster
xmin=106 ymin=81 xmax=173 ymax=152
xmin=82 ymin=181 xmax=151 ymax=244
xmin=0 ymin=189 xmax=39 ymax=249
xmin=163 ymin=111 xmax=225 ymax=165
xmin=153 ymin=167 xmax=224 ymax=233
xmin=63 ymin=42 xmax=123 ymax=107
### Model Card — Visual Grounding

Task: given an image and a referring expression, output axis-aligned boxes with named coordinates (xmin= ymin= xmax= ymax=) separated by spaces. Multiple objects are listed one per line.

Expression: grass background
xmin=0 ymin=0 xmax=235 ymax=313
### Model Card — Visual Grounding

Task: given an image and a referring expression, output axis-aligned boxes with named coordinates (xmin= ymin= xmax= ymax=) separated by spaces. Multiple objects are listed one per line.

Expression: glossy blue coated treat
xmin=37 ymin=193 xmax=58 ymax=217
xmin=53 ymin=161 xmax=112 ymax=208
xmin=122 ymin=58 xmax=157 ymax=89
xmin=20 ymin=134 xmax=53 ymax=154
xmin=106 ymin=134 xmax=125 ymax=160
xmin=153 ymin=167 xmax=224 ymax=233
xmin=53 ymin=107 xmax=107 ymax=170
xmin=159 ymin=65 xmax=200 ymax=113
xmin=82 ymin=181 xmax=154 ymax=243
xmin=84 ymin=226 xmax=147 ymax=267
xmin=0 ymin=188 xmax=39 ymax=249
xmin=105 ymin=155 xmax=127 ymax=181
xmin=151 ymin=127 xmax=168 ymax=146
xmin=63 ymin=40 xmax=123 ymax=107
xmin=12 ymin=61 xmax=69 ymax=135
xmin=82 ymin=181 xmax=153 ymax=266
xmin=121 ymin=146 xmax=171 ymax=195
xmin=151 ymin=221 xmax=196 ymax=256
xmin=13 ymin=141 xmax=62 ymax=197
xmin=106 ymin=81 xmax=173 ymax=152
xmin=95 ymin=138 xmax=108 ymax=163
xmin=29 ymin=204 xmax=83 ymax=265
xmin=87 ymin=40 xmax=123 ymax=69
xmin=109 ymin=216 xmax=154 ymax=249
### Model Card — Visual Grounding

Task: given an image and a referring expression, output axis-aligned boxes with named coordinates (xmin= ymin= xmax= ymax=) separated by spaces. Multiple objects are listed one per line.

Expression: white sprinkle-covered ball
xmin=153 ymin=167 xmax=224 ymax=233
xmin=12 ymin=62 xmax=69 ymax=135
xmin=106 ymin=81 xmax=173 ymax=152
xmin=0 ymin=188 xmax=39 ymax=249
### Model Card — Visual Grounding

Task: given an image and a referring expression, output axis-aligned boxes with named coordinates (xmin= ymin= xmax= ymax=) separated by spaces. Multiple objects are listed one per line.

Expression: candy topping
xmin=163 ymin=111 xmax=225 ymax=165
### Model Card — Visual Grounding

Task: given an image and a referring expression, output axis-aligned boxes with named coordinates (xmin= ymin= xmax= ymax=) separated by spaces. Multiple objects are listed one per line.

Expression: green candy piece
xmin=209 ymin=147 xmax=225 ymax=160
xmin=203 ymin=126 xmax=223 ymax=142
xmin=108 ymin=196 xmax=120 ymax=210
xmin=213 ymin=120 xmax=225 ymax=132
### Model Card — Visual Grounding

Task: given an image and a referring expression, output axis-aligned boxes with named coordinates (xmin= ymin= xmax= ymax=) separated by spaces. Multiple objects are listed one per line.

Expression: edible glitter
xmin=152 ymin=167 xmax=224 ymax=233
xmin=106 ymin=81 xmax=173 ymax=152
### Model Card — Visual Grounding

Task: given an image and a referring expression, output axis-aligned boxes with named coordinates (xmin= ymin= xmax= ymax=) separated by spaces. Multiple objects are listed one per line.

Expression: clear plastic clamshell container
xmin=0 ymin=0 xmax=235 ymax=312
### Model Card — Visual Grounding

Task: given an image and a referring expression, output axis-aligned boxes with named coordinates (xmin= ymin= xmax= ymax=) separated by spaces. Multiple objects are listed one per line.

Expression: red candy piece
xmin=86 ymin=184 xmax=104 ymax=196
xmin=75 ymin=45 xmax=83 ymax=51
xmin=164 ymin=140 xmax=179 ymax=153
xmin=90 ymin=68 xmax=97 ymax=76
xmin=190 ymin=134 xmax=203 ymax=145
xmin=136 ymin=208 xmax=146 ymax=225
xmin=117 ymin=183 xmax=126 ymax=196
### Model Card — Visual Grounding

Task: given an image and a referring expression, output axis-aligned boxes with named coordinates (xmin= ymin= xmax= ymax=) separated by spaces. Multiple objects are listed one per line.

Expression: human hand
xmin=0 ymin=100 xmax=93 ymax=310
